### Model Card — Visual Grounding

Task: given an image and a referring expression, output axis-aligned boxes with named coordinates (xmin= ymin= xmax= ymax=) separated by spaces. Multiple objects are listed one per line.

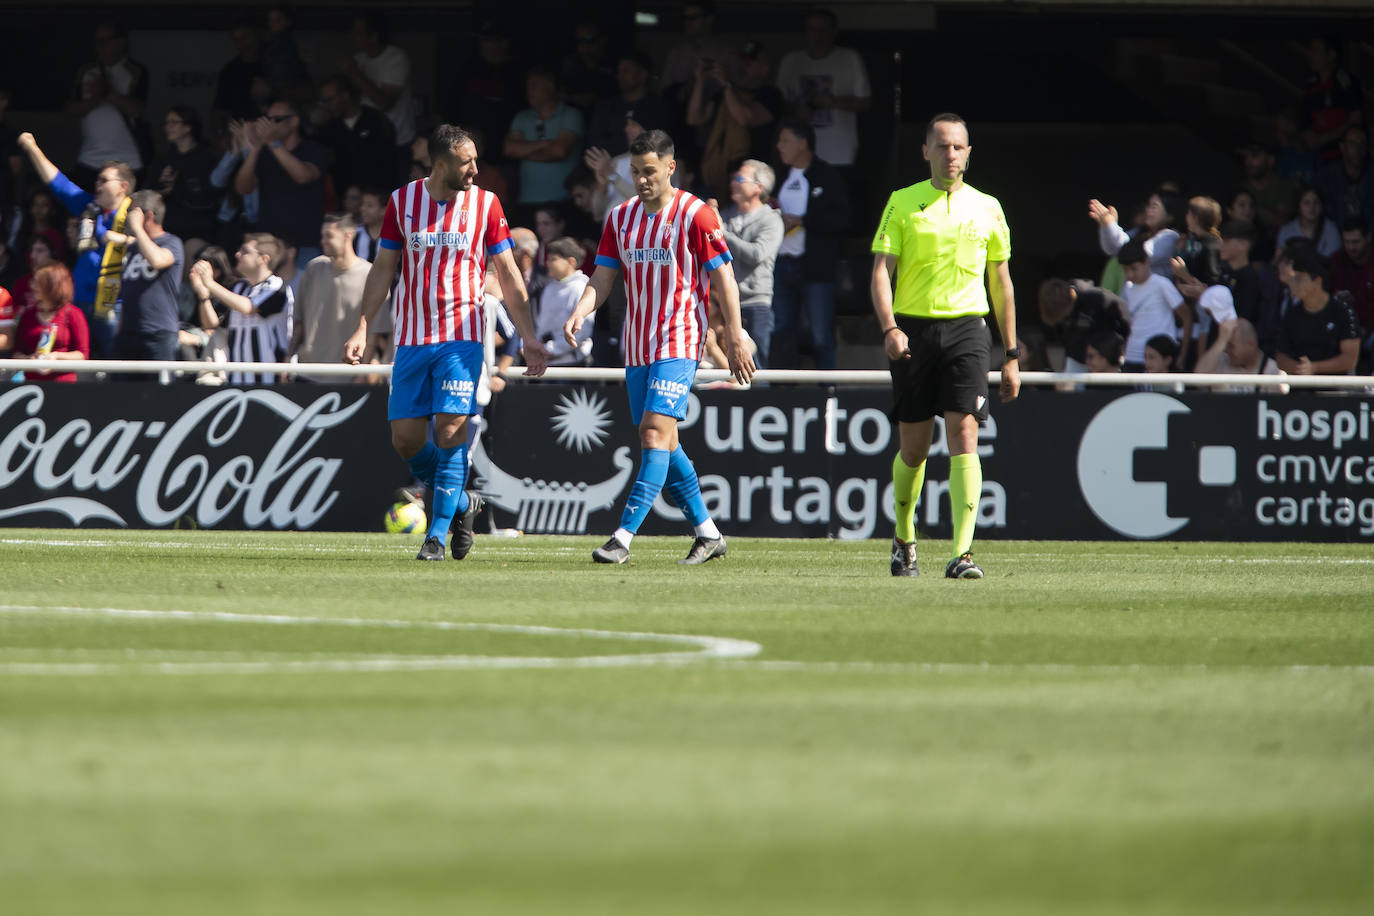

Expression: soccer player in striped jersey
xmin=344 ymin=124 xmax=546 ymax=561
xmin=564 ymin=129 xmax=755 ymax=566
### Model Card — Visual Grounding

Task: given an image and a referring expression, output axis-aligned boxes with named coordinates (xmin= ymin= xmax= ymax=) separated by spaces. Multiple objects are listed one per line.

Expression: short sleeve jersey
xmin=379 ymin=179 xmax=513 ymax=347
xmin=595 ymin=189 xmax=732 ymax=367
xmin=871 ymin=180 xmax=1010 ymax=320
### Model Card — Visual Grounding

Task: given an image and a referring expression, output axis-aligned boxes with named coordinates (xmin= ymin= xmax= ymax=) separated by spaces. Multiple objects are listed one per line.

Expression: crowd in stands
xmin=1034 ymin=35 xmax=1373 ymax=382
xmin=0 ymin=12 xmax=1370 ymax=387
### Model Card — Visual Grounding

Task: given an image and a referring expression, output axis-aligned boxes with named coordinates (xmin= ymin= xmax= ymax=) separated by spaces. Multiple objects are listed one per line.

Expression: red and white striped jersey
xmin=379 ymin=179 xmax=513 ymax=347
xmin=595 ymin=189 xmax=732 ymax=367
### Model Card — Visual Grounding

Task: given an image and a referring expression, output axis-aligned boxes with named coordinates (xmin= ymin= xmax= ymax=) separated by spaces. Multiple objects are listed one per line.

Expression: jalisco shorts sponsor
xmin=625 ymin=358 xmax=698 ymax=425
xmin=889 ymin=314 xmax=990 ymax=423
xmin=389 ymin=340 xmax=485 ymax=419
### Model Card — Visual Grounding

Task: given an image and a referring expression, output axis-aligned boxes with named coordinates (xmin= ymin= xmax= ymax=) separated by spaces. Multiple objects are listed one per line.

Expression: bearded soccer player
xmin=564 ymin=129 xmax=755 ymax=565
xmin=345 ymin=124 xmax=547 ymax=561
xmin=870 ymin=112 xmax=1020 ymax=579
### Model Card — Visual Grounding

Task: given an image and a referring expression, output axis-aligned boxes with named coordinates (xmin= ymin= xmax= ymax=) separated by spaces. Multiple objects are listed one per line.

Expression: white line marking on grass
xmin=718 ymin=660 xmax=1374 ymax=676
xmin=0 ymin=605 xmax=761 ymax=676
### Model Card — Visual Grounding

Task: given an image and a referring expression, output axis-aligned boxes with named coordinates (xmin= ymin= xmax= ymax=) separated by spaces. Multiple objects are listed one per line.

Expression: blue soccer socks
xmin=427 ymin=444 xmax=471 ymax=540
xmin=617 ymin=448 xmax=670 ymax=540
xmin=406 ymin=441 xmax=440 ymax=491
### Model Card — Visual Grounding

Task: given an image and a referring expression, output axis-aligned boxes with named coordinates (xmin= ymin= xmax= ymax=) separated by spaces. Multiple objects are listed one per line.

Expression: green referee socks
xmin=949 ymin=452 xmax=982 ymax=558
xmin=891 ymin=453 xmax=926 ymax=543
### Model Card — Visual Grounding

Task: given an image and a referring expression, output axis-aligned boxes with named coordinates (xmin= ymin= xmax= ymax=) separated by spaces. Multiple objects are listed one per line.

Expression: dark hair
xmin=546 ymin=237 xmax=584 ymax=261
xmin=1117 ymin=238 xmax=1149 ymax=267
xmin=356 ymin=12 xmax=390 ymax=46
xmin=777 ymin=119 xmax=815 ymax=153
xmin=360 ymin=185 xmax=389 ymax=205
xmin=167 ymin=105 xmax=203 ymax=143
xmin=925 ymin=112 xmax=968 ymax=143
xmin=1289 ymin=248 xmax=1331 ymax=290
xmin=1339 ymin=215 xmax=1370 ymax=236
xmin=198 ymin=245 xmax=233 ymax=283
xmin=1218 ymin=220 xmax=1255 ymax=243
xmin=1086 ymin=329 xmax=1124 ymax=366
xmin=629 ymin=129 xmax=675 ymax=160
xmin=563 ymin=163 xmax=598 ymax=193
xmin=321 ymin=74 xmax=359 ymax=101
xmin=130 ymin=189 xmax=166 ymax=225
xmin=1037 ymin=278 xmax=1074 ymax=326
xmin=322 ymin=212 xmax=357 ymax=233
xmin=267 ymin=97 xmax=299 ymax=118
xmin=620 ymin=50 xmax=653 ymax=73
xmin=526 ymin=65 xmax=559 ymax=89
xmin=686 ymin=0 xmax=716 ymax=16
xmin=1279 ymin=236 xmax=1317 ymax=264
xmin=1152 ymin=188 xmax=1184 ymax=229
xmin=805 ymin=6 xmax=839 ymax=28
xmin=241 ymin=232 xmax=281 ymax=266
xmin=532 ymin=204 xmax=566 ymax=225
xmin=1144 ymin=334 xmax=1179 ymax=362
xmin=429 ymin=123 xmax=474 ymax=161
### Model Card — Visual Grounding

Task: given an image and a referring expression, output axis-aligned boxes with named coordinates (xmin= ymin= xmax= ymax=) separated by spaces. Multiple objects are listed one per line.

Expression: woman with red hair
xmin=13 ymin=263 xmax=89 ymax=382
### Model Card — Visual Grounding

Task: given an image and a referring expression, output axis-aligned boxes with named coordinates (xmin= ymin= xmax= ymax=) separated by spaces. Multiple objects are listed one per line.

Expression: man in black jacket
xmin=771 ymin=119 xmax=850 ymax=368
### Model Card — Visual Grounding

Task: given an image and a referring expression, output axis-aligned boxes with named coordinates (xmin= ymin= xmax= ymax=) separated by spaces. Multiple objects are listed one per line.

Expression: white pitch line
xmin=717 ymin=660 xmax=1374 ymax=676
xmin=0 ymin=605 xmax=761 ymax=677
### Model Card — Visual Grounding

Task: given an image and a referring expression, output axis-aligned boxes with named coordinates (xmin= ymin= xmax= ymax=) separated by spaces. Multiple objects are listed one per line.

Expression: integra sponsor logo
xmin=409 ymin=230 xmax=472 ymax=252
xmin=628 ymin=247 xmax=674 ymax=264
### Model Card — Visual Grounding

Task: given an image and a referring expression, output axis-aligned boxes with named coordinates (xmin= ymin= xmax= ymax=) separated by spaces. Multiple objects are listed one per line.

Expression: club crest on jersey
xmin=628 ymin=247 xmax=674 ymax=265
xmin=410 ymin=230 xmax=472 ymax=252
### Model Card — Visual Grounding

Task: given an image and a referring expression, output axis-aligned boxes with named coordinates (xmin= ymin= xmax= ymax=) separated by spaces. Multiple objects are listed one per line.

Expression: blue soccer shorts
xmin=389 ymin=341 xmax=485 ymax=420
xmin=625 ymin=358 xmax=698 ymax=425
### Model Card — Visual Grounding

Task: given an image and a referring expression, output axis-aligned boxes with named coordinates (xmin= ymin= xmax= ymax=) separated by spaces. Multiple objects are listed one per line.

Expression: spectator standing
xmin=1224 ymin=189 xmax=1275 ymax=263
xmin=661 ymin=2 xmax=735 ymax=100
xmin=290 ymin=213 xmax=370 ymax=381
xmin=534 ymin=237 xmax=593 ymax=366
xmin=11 ymin=236 xmax=60 ymax=311
xmin=771 ymin=120 xmax=850 ymax=369
xmin=561 ymin=20 xmax=617 ymax=114
xmin=193 ymin=232 xmax=293 ymax=385
xmin=1090 ymin=188 xmax=1183 ymax=279
xmin=12 ymin=263 xmax=89 ymax=382
xmin=148 ymin=107 xmax=220 ymax=244
xmin=115 ymin=189 xmax=184 ymax=367
xmin=16 ymin=131 xmax=135 ymax=358
xmin=1331 ymin=217 xmax=1374 ymax=345
xmin=12 ymin=188 xmax=69 ymax=265
xmin=209 ymin=119 xmax=258 ymax=246
xmin=317 ymin=75 xmax=398 ymax=195
xmin=1300 ymin=36 xmax=1364 ymax=163
xmin=213 ymin=20 xmax=271 ymax=133
xmin=1217 ymin=220 xmax=1282 ymax=356
xmin=1237 ymin=143 xmax=1294 ymax=237
xmin=1275 ymin=248 xmax=1359 ymax=376
xmin=448 ymin=22 xmax=522 ymax=174
xmin=354 ymin=187 xmax=387 ymax=262
xmin=687 ymin=45 xmax=783 ymax=197
xmin=342 ymin=14 xmax=418 ymax=151
xmin=711 ymin=159 xmax=783 ymax=368
xmin=262 ymin=4 xmax=308 ymax=99
xmin=1313 ymin=125 xmax=1374 ymax=234
xmin=235 ymin=100 xmax=331 ymax=270
xmin=505 ymin=68 xmax=584 ymax=208
xmin=1275 ymin=188 xmax=1341 ymax=260
xmin=588 ymin=52 xmax=668 ymax=156
xmin=1118 ymin=238 xmax=1189 ymax=371
xmin=1274 ymin=107 xmax=1319 ymax=187
xmin=775 ymin=8 xmax=870 ymax=169
xmin=1175 ymin=196 xmax=1223 ymax=285
xmin=67 ymin=22 xmax=148 ymax=185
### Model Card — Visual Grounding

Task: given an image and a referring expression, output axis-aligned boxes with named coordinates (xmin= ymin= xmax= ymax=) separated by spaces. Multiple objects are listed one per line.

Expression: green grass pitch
xmin=2 ymin=530 xmax=1372 ymax=915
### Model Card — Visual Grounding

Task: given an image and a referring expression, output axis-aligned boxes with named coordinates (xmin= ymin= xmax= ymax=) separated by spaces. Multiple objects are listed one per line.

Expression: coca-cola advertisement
xmin=0 ymin=384 xmax=404 ymax=530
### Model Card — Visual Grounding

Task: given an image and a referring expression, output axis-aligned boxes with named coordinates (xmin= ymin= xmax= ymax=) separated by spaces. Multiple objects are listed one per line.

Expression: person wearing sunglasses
xmin=235 ymin=99 xmax=330 ymax=274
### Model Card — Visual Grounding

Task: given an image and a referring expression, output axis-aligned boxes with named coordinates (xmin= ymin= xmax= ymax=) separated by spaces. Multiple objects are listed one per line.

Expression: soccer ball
xmin=384 ymin=501 xmax=427 ymax=534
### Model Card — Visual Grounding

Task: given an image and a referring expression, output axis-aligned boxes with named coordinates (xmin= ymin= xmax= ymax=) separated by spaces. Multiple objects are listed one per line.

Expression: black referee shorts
xmin=889 ymin=314 xmax=990 ymax=424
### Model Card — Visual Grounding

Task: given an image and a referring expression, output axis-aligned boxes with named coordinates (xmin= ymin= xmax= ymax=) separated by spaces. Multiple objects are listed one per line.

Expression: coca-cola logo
xmin=0 ymin=386 xmax=369 ymax=529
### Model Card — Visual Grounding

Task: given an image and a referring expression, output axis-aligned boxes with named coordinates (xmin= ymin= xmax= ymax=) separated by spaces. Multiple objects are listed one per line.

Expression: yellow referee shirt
xmin=870 ymin=180 xmax=1011 ymax=319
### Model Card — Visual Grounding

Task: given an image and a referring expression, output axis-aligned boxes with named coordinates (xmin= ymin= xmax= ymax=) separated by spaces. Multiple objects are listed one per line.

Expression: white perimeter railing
xmin=0 ymin=359 xmax=1372 ymax=391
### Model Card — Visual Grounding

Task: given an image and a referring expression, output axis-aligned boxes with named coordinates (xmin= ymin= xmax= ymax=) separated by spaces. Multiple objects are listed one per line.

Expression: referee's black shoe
xmin=451 ymin=491 xmax=484 ymax=560
xmin=417 ymin=536 xmax=445 ymax=561
xmin=945 ymin=552 xmax=984 ymax=579
xmin=890 ymin=538 xmax=918 ymax=577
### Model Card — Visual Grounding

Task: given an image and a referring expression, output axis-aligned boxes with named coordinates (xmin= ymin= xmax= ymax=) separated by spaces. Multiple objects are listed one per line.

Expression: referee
xmin=870 ymin=112 xmax=1020 ymax=579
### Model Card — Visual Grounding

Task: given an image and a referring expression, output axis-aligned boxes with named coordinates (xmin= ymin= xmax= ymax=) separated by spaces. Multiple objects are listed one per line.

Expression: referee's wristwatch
xmin=1003 ymin=347 xmax=1021 ymax=360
